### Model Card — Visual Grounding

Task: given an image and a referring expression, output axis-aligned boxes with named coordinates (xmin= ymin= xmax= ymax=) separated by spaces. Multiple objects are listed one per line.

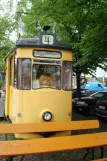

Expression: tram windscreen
xmin=62 ymin=61 xmax=72 ymax=90
xmin=32 ymin=61 xmax=61 ymax=89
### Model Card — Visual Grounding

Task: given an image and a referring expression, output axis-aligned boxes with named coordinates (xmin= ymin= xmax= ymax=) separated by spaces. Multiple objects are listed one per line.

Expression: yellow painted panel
xmin=15 ymin=90 xmax=23 ymax=123
xmin=22 ymin=90 xmax=71 ymax=123
xmin=16 ymin=48 xmax=72 ymax=61
xmin=15 ymin=89 xmax=72 ymax=138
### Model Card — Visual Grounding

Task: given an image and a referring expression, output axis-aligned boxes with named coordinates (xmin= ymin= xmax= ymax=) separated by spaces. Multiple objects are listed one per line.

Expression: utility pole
xmin=52 ymin=23 xmax=57 ymax=34
xmin=16 ymin=12 xmax=29 ymax=41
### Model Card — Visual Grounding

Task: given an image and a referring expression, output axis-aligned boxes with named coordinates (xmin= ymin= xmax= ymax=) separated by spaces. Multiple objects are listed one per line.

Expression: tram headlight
xmin=42 ymin=111 xmax=52 ymax=121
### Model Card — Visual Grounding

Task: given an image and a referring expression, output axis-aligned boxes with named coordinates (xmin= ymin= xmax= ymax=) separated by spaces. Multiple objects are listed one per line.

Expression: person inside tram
xmin=39 ymin=73 xmax=53 ymax=87
xmin=39 ymin=66 xmax=53 ymax=87
xmin=32 ymin=65 xmax=53 ymax=88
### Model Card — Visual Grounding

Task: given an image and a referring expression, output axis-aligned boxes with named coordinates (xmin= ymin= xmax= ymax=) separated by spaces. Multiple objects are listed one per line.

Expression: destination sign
xmin=33 ymin=51 xmax=61 ymax=59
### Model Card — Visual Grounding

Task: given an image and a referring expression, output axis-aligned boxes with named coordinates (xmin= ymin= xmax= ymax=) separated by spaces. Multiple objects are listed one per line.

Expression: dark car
xmin=95 ymin=93 xmax=107 ymax=119
xmin=72 ymin=91 xmax=107 ymax=115
xmin=72 ymin=88 xmax=91 ymax=98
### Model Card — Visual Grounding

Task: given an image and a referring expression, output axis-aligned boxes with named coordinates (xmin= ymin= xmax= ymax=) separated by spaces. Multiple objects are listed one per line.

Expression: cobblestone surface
xmin=0 ymin=112 xmax=107 ymax=161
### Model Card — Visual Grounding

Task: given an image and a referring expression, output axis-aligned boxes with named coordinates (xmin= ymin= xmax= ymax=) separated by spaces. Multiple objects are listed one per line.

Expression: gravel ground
xmin=0 ymin=112 xmax=107 ymax=161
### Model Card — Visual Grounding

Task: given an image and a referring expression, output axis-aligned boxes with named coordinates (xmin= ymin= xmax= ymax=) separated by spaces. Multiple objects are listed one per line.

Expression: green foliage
xmin=18 ymin=0 xmax=107 ymax=75
xmin=13 ymin=0 xmax=107 ymax=96
xmin=0 ymin=0 xmax=106 ymax=75
xmin=0 ymin=81 xmax=2 ymax=89
xmin=0 ymin=0 xmax=15 ymax=71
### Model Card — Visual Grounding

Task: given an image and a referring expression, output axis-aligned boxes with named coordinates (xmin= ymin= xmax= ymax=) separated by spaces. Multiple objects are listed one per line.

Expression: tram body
xmin=5 ymin=32 xmax=72 ymax=139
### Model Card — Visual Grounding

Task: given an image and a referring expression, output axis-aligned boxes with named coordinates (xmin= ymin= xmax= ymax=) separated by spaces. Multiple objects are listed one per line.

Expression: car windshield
xmin=90 ymin=92 xmax=106 ymax=98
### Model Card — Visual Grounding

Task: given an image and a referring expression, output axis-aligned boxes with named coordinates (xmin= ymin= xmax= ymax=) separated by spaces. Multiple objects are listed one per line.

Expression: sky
xmin=0 ymin=0 xmax=31 ymax=41
xmin=0 ymin=0 xmax=17 ymax=15
xmin=0 ymin=0 xmax=19 ymax=41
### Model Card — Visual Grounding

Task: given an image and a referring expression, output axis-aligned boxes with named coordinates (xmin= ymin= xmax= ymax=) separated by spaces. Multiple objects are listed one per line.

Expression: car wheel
xmin=88 ymin=106 xmax=95 ymax=116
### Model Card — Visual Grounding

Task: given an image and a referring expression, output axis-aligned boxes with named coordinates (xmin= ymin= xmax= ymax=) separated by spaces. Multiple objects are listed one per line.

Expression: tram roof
xmin=5 ymin=33 xmax=72 ymax=59
xmin=16 ymin=37 xmax=72 ymax=50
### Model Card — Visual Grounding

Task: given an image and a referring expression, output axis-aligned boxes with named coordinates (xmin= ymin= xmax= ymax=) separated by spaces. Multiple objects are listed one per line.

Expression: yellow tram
xmin=5 ymin=31 xmax=72 ymax=139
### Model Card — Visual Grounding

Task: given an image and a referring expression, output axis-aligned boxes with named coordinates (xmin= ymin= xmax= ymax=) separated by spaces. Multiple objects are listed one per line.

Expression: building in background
xmin=72 ymin=67 xmax=107 ymax=88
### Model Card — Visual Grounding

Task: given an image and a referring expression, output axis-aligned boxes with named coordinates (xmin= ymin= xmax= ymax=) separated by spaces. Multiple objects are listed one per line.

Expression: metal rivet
xmin=68 ymin=112 xmax=71 ymax=116
xmin=17 ymin=113 xmax=21 ymax=117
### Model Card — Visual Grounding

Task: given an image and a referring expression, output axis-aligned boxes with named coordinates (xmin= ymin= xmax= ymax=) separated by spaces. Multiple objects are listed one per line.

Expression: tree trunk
xmin=76 ymin=73 xmax=81 ymax=99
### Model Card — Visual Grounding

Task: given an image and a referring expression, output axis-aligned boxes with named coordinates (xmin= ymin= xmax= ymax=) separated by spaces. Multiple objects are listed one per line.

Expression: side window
xmin=62 ymin=61 xmax=72 ymax=90
xmin=10 ymin=56 xmax=14 ymax=86
xmin=98 ymin=84 xmax=103 ymax=88
xmin=17 ymin=58 xmax=31 ymax=90
xmin=14 ymin=55 xmax=17 ymax=88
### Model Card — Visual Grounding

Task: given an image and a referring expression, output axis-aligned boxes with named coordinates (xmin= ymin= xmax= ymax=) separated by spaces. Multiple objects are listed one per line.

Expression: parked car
xmin=72 ymin=88 xmax=91 ymax=98
xmin=72 ymin=91 xmax=107 ymax=115
xmin=81 ymin=82 xmax=107 ymax=93
xmin=95 ymin=93 xmax=107 ymax=119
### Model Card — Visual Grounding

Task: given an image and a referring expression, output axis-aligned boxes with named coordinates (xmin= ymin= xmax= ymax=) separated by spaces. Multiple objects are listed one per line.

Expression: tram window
xmin=14 ymin=55 xmax=17 ymax=88
xmin=62 ymin=61 xmax=72 ymax=90
xmin=17 ymin=58 xmax=31 ymax=90
xmin=10 ymin=56 xmax=14 ymax=86
xmin=32 ymin=63 xmax=61 ymax=89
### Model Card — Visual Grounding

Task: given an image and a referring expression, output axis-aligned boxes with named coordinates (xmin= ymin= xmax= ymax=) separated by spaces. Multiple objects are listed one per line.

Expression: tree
xmin=0 ymin=0 xmax=15 ymax=71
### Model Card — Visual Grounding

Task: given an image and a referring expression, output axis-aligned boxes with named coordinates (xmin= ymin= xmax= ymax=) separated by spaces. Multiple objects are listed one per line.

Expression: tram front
xmin=5 ymin=32 xmax=72 ymax=139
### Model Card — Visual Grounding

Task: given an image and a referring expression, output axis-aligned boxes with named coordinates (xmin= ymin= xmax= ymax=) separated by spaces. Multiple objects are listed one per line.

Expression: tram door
xmin=9 ymin=56 xmax=17 ymax=123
